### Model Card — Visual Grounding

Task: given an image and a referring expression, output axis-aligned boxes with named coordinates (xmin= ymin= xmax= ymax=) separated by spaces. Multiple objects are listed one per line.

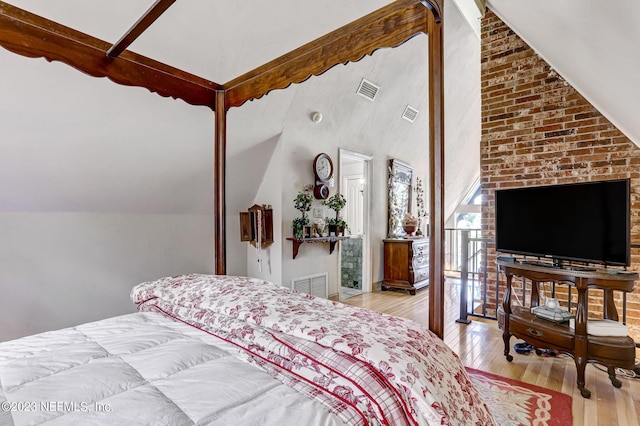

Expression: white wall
xmin=444 ymin=0 xmax=482 ymax=223
xmin=224 ymin=35 xmax=431 ymax=297
xmin=225 ymin=86 xmax=297 ymax=283
xmin=224 ymin=2 xmax=481 ymax=297
xmin=0 ymin=51 xmax=215 ymax=341
xmin=0 ymin=213 xmax=212 ymax=341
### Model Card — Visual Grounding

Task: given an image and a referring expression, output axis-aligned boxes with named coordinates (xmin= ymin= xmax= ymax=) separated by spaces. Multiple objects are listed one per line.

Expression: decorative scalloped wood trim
xmin=0 ymin=1 xmax=220 ymax=108
xmin=224 ymin=0 xmax=432 ymax=109
xmin=0 ymin=0 xmax=440 ymax=112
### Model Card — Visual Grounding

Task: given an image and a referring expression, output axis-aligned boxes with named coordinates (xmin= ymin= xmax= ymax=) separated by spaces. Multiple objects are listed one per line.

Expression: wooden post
xmin=427 ymin=9 xmax=445 ymax=339
xmin=214 ymin=90 xmax=227 ymax=274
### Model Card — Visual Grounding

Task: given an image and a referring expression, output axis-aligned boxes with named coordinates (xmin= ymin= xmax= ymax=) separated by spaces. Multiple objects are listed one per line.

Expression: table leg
xmin=502 ymin=272 xmax=513 ymax=362
xmin=603 ymin=289 xmax=619 ymax=321
xmin=575 ymin=282 xmax=591 ymax=398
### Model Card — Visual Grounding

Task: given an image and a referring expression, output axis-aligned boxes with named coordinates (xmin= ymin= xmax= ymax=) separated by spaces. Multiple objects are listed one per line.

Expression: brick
xmin=565 ymin=133 xmax=599 ymax=143
xmin=545 ymin=129 xmax=575 ymax=138
xmin=557 ymin=162 xmax=589 ymax=170
xmin=488 ymin=112 xmax=516 ymax=122
xmin=534 ymin=124 xmax=563 ymax=133
xmin=566 ymin=105 xmax=593 ymax=115
xmin=515 ymin=94 xmax=542 ymax=104
xmin=575 ymin=111 xmax=600 ymax=120
xmin=568 ymin=116 xmax=599 ymax=126
xmin=577 ymin=124 xmax=614 ymax=134
xmin=600 ymin=130 xmax=623 ymax=138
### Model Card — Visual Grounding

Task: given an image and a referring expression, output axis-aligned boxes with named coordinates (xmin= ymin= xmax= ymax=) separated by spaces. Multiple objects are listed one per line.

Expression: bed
xmin=0 ymin=5 xmax=464 ymax=422
xmin=0 ymin=275 xmax=495 ymax=425
xmin=0 ymin=0 xmax=449 ymax=338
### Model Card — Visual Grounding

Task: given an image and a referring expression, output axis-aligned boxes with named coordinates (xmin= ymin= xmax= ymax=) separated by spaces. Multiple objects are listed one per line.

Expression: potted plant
xmin=322 ymin=192 xmax=349 ymax=236
xmin=292 ymin=189 xmax=313 ymax=238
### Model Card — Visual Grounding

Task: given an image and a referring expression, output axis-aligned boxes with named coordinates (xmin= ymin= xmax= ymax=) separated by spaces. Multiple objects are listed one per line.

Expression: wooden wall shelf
xmin=286 ymin=236 xmax=350 ymax=259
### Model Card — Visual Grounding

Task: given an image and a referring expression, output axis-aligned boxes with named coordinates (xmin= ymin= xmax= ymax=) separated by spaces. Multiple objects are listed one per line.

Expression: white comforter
xmin=0 ymin=312 xmax=344 ymax=426
xmin=0 ymin=274 xmax=495 ymax=426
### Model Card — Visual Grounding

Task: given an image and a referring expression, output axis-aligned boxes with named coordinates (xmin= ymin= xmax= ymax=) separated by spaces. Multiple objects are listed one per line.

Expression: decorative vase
xmin=403 ymin=224 xmax=416 ymax=235
xmin=328 ymin=224 xmax=344 ymax=236
xmin=401 ymin=212 xmax=418 ymax=236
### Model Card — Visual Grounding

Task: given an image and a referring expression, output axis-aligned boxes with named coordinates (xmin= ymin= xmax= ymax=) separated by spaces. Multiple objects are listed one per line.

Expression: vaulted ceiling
xmin=5 ymin=0 xmax=391 ymax=85
xmin=0 ymin=0 xmax=448 ymax=217
xmin=4 ymin=0 xmax=430 ymax=110
xmin=2 ymin=0 xmax=635 ymax=216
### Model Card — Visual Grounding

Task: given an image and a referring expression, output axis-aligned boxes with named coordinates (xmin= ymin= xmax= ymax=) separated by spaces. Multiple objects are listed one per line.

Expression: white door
xmin=345 ymin=177 xmax=364 ymax=236
xmin=339 ymin=149 xmax=372 ymax=295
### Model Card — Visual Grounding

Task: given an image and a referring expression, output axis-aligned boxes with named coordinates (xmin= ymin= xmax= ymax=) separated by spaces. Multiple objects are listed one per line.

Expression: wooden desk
xmin=497 ymin=260 xmax=638 ymax=398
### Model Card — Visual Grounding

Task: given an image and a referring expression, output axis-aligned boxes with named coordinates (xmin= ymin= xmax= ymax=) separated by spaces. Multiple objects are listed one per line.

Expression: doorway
xmin=339 ymin=149 xmax=372 ymax=299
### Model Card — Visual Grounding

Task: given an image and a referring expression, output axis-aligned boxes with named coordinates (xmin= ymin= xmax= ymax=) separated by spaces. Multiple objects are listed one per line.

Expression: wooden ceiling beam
xmin=0 ymin=1 xmax=220 ymax=109
xmin=223 ymin=0 xmax=435 ymax=109
xmin=107 ymin=0 xmax=177 ymax=59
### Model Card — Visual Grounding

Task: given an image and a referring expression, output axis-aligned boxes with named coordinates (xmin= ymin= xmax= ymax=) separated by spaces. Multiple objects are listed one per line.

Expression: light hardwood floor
xmin=336 ymin=280 xmax=640 ymax=426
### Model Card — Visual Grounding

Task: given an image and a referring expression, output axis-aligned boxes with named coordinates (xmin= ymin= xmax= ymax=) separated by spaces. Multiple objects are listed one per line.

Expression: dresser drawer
xmin=413 ymin=254 xmax=428 ymax=269
xmin=412 ymin=242 xmax=429 ymax=258
xmin=509 ymin=315 xmax=574 ymax=351
xmin=413 ymin=267 xmax=429 ymax=283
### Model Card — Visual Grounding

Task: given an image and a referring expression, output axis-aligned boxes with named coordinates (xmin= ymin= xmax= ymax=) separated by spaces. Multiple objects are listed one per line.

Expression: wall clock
xmin=313 ymin=153 xmax=333 ymax=199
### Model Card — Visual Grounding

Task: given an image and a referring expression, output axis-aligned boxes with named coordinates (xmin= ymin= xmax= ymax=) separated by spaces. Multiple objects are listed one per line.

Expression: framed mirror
xmin=387 ymin=159 xmax=413 ymax=238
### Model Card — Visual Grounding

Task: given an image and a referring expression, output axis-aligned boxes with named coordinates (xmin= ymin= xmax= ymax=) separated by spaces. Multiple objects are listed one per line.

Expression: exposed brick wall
xmin=480 ymin=10 xmax=640 ymax=327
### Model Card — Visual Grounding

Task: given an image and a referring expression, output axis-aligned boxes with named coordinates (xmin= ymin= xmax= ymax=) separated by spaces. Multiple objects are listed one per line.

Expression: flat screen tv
xmin=495 ymin=179 xmax=631 ymax=267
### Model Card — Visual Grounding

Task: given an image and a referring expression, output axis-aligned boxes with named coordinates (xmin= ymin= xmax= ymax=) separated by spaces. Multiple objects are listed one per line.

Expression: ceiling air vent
xmin=356 ymin=78 xmax=380 ymax=101
xmin=402 ymin=105 xmax=420 ymax=123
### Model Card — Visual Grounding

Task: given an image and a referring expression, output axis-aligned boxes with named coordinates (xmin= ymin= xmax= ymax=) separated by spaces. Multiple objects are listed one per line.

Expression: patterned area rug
xmin=466 ymin=367 xmax=573 ymax=426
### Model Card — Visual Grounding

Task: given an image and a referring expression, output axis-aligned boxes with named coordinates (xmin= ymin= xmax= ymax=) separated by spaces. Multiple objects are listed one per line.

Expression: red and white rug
xmin=466 ymin=367 xmax=573 ymax=426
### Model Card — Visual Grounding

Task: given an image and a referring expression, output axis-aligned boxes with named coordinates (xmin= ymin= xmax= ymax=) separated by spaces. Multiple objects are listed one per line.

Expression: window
xmin=455 ymin=181 xmax=482 ymax=229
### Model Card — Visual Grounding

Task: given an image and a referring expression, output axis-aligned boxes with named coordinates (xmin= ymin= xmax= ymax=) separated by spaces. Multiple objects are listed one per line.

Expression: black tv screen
xmin=495 ymin=179 xmax=630 ymax=266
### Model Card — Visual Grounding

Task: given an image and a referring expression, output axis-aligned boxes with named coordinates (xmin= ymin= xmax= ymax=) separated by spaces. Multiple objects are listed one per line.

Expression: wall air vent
xmin=356 ymin=78 xmax=380 ymax=101
xmin=292 ymin=272 xmax=328 ymax=299
xmin=402 ymin=105 xmax=420 ymax=123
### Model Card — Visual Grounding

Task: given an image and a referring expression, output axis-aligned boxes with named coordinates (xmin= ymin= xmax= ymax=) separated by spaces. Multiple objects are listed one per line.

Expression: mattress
xmin=0 ymin=311 xmax=343 ymax=426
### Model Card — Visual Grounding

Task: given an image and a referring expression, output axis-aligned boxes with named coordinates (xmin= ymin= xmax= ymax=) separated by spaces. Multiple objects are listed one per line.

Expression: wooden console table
xmin=497 ymin=259 xmax=638 ymax=398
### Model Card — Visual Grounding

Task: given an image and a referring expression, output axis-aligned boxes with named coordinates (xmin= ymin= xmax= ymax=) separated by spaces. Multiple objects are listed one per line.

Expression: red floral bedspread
xmin=131 ymin=274 xmax=495 ymax=426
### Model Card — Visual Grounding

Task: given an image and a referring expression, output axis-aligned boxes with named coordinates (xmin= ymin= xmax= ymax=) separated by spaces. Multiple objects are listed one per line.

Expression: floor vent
xmin=356 ymin=78 xmax=380 ymax=101
xmin=402 ymin=105 xmax=420 ymax=122
xmin=292 ymin=272 xmax=328 ymax=299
